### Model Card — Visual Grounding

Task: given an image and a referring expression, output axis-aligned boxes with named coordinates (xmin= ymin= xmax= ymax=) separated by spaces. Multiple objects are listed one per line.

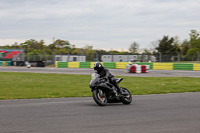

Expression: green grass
xmin=0 ymin=72 xmax=200 ymax=100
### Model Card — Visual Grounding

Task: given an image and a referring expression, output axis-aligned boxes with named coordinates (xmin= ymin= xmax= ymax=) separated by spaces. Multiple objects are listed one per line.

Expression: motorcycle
xmin=89 ymin=73 xmax=132 ymax=106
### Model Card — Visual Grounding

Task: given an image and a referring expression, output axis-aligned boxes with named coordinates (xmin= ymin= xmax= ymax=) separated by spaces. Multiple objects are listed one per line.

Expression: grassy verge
xmin=0 ymin=72 xmax=200 ymax=100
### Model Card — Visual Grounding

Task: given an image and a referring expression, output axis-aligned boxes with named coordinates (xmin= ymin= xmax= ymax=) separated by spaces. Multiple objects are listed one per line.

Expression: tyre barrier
xmin=68 ymin=62 xmax=80 ymax=68
xmin=193 ymin=64 xmax=200 ymax=71
xmin=126 ymin=64 xmax=149 ymax=73
xmin=173 ymin=63 xmax=193 ymax=71
xmin=115 ymin=62 xmax=129 ymax=69
xmin=153 ymin=63 xmax=173 ymax=70
xmin=55 ymin=62 xmax=200 ymax=71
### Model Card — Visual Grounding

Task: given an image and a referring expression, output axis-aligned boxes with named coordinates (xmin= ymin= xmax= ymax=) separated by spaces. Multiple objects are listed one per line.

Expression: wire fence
xmin=2 ymin=52 xmax=200 ymax=66
xmin=24 ymin=54 xmax=55 ymax=66
xmin=24 ymin=52 xmax=200 ymax=63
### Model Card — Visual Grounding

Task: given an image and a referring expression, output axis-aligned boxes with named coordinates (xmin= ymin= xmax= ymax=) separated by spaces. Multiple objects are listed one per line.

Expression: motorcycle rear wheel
xmin=93 ymin=89 xmax=107 ymax=106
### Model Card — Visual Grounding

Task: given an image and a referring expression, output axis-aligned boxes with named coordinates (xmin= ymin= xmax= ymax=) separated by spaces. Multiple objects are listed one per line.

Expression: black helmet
xmin=94 ymin=62 xmax=103 ymax=72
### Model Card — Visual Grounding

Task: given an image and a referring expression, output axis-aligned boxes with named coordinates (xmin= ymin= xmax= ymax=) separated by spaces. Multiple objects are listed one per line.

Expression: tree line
xmin=1 ymin=30 xmax=200 ymax=58
xmin=129 ymin=30 xmax=200 ymax=57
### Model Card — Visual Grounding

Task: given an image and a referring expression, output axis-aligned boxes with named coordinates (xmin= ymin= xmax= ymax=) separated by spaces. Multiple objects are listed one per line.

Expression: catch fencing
xmin=53 ymin=52 xmax=200 ymax=63
xmin=1 ymin=52 xmax=200 ymax=67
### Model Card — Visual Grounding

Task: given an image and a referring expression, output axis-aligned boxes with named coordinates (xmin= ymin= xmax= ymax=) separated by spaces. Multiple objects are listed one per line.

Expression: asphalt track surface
xmin=1 ymin=67 xmax=200 ymax=133
xmin=0 ymin=93 xmax=200 ymax=133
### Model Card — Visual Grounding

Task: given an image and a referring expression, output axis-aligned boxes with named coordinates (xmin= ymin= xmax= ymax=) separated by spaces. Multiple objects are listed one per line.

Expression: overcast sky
xmin=0 ymin=0 xmax=199 ymax=51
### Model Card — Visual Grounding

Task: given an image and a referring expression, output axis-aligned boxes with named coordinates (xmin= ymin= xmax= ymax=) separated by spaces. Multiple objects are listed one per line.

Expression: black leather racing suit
xmin=95 ymin=67 xmax=120 ymax=92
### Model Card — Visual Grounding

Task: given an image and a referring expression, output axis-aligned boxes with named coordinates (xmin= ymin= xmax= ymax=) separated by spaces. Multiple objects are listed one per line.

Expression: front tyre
xmin=120 ymin=87 xmax=132 ymax=104
xmin=93 ymin=89 xmax=107 ymax=106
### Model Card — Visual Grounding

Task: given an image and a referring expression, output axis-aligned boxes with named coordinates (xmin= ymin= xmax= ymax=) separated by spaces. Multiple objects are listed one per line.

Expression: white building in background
xmin=55 ymin=55 xmax=86 ymax=62
xmin=101 ymin=55 xmax=156 ymax=62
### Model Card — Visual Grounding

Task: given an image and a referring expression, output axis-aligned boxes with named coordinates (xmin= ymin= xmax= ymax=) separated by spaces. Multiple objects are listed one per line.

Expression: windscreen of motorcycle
xmin=89 ymin=73 xmax=100 ymax=88
xmin=91 ymin=73 xmax=100 ymax=79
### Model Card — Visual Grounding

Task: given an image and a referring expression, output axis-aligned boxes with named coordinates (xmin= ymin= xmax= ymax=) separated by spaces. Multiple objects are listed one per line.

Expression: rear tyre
xmin=93 ymin=89 xmax=107 ymax=106
xmin=120 ymin=87 xmax=132 ymax=104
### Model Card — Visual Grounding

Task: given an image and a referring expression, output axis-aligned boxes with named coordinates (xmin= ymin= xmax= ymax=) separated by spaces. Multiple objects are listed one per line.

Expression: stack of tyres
xmin=80 ymin=62 xmax=90 ymax=68
xmin=128 ymin=64 xmax=148 ymax=73
xmin=136 ymin=65 xmax=141 ymax=73
xmin=136 ymin=62 xmax=153 ymax=69
xmin=130 ymin=65 xmax=136 ymax=73
xmin=57 ymin=62 xmax=68 ymax=68
xmin=173 ymin=63 xmax=193 ymax=71
xmin=68 ymin=62 xmax=80 ymax=68
xmin=145 ymin=65 xmax=150 ymax=73
xmin=103 ymin=62 xmax=115 ymax=69
xmin=193 ymin=64 xmax=200 ymax=71
xmin=126 ymin=64 xmax=131 ymax=73
xmin=153 ymin=63 xmax=173 ymax=70
xmin=115 ymin=62 xmax=129 ymax=69
xmin=141 ymin=65 xmax=146 ymax=73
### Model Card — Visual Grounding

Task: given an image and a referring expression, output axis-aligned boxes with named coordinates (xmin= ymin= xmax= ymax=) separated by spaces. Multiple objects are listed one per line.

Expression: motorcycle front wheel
xmin=120 ymin=87 xmax=132 ymax=104
xmin=93 ymin=89 xmax=107 ymax=106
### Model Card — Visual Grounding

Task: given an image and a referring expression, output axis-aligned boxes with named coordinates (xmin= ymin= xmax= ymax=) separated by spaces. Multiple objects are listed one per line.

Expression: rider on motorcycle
xmin=93 ymin=62 xmax=123 ymax=96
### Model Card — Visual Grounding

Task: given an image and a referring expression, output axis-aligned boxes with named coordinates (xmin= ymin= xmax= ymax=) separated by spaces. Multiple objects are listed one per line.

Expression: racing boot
xmin=112 ymin=80 xmax=124 ymax=95
xmin=114 ymin=84 xmax=127 ymax=95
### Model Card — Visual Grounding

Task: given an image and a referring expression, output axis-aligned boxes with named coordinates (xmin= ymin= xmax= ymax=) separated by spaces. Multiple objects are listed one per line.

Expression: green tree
xmin=156 ymin=36 xmax=176 ymax=54
xmin=49 ymin=39 xmax=70 ymax=49
xmin=21 ymin=39 xmax=45 ymax=50
xmin=187 ymin=30 xmax=200 ymax=55
xmin=72 ymin=48 xmax=84 ymax=55
xmin=84 ymin=45 xmax=95 ymax=61
xmin=173 ymin=36 xmax=181 ymax=53
xmin=48 ymin=39 xmax=72 ymax=54
xmin=180 ymin=39 xmax=190 ymax=55
xmin=20 ymin=39 xmax=45 ymax=54
xmin=142 ymin=48 xmax=151 ymax=54
xmin=129 ymin=42 xmax=139 ymax=53
xmin=148 ymin=40 xmax=159 ymax=54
